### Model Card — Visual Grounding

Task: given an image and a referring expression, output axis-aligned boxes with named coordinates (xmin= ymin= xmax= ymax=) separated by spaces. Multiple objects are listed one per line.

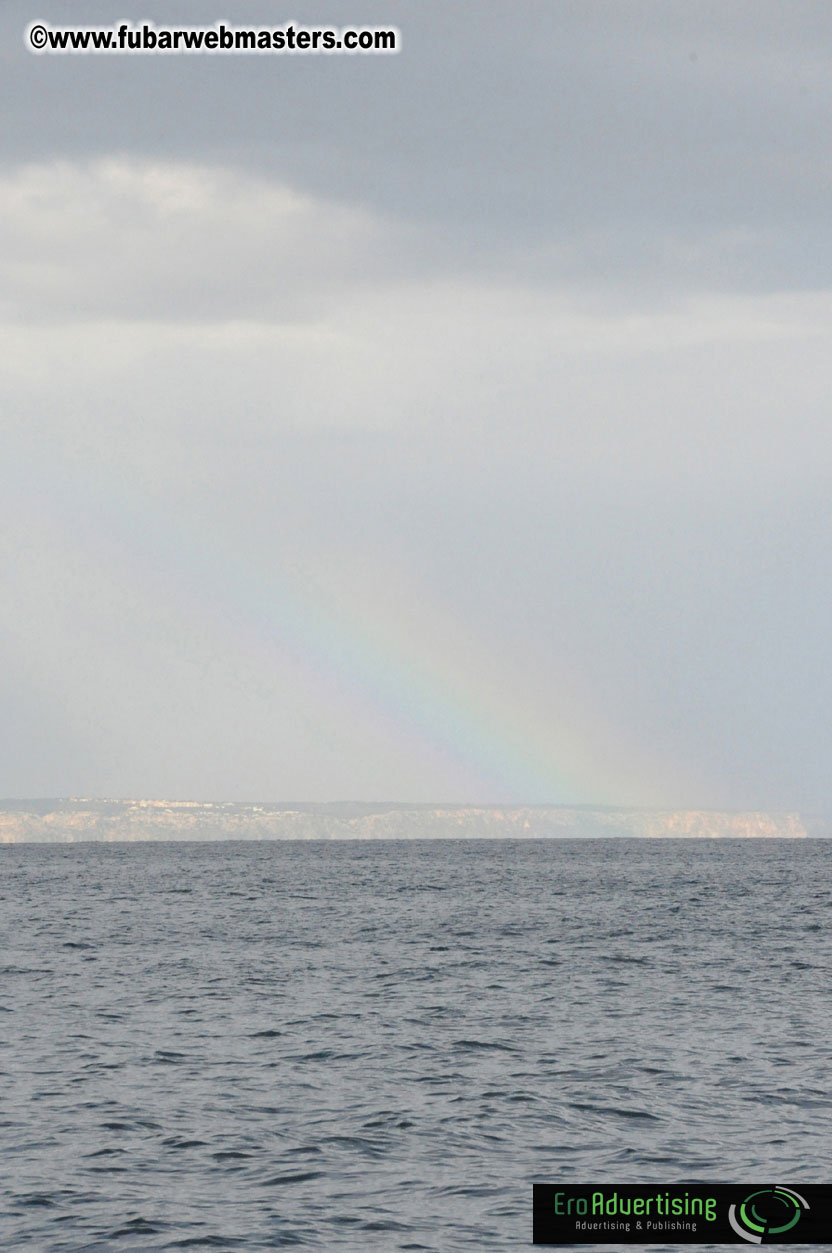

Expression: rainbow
xmin=13 ymin=448 xmax=689 ymax=803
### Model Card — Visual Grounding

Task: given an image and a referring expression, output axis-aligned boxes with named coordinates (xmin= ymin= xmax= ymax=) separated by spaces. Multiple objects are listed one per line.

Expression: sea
xmin=0 ymin=838 xmax=829 ymax=1251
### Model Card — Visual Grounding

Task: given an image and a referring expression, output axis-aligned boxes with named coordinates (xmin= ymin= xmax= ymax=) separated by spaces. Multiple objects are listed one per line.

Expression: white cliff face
xmin=0 ymin=800 xmax=813 ymax=843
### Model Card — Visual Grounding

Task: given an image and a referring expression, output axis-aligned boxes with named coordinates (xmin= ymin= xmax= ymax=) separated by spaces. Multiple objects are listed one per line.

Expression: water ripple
xmin=0 ymin=838 xmax=830 ymax=1250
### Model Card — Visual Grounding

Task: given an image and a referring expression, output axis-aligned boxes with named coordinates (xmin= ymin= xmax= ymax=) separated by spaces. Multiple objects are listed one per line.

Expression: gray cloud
xmin=4 ymin=1 xmax=832 ymax=292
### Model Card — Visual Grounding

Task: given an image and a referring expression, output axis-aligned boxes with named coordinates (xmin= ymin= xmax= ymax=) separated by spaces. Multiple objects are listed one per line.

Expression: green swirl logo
xmin=728 ymin=1188 xmax=807 ymax=1243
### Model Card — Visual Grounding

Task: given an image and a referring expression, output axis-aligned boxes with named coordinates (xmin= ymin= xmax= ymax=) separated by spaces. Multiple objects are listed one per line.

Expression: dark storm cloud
xmin=3 ymin=0 xmax=832 ymax=293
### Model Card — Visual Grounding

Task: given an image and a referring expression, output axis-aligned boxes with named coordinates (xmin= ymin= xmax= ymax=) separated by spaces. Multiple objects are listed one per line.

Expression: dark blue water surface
xmin=0 ymin=838 xmax=829 ymax=1251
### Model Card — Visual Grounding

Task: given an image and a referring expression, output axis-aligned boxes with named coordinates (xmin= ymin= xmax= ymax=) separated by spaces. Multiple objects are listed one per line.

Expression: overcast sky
xmin=2 ymin=1 xmax=831 ymax=809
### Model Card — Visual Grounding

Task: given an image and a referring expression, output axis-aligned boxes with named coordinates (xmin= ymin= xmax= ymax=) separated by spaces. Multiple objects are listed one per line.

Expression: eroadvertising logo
xmin=532 ymin=1183 xmax=832 ymax=1245
xmin=728 ymin=1188 xmax=807 ymax=1244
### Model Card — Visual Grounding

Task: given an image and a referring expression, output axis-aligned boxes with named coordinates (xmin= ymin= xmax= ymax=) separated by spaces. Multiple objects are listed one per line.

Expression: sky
xmin=2 ymin=0 xmax=831 ymax=809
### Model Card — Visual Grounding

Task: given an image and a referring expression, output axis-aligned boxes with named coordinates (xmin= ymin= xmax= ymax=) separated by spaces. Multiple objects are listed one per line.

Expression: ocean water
xmin=0 ymin=838 xmax=829 ymax=1251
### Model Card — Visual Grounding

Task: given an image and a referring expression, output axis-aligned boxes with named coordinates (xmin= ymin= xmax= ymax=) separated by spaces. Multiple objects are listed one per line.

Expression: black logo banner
xmin=533 ymin=1183 xmax=832 ymax=1244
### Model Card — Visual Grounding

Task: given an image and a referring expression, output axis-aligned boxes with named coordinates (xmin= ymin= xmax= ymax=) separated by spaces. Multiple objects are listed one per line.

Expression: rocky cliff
xmin=0 ymin=799 xmax=814 ymax=843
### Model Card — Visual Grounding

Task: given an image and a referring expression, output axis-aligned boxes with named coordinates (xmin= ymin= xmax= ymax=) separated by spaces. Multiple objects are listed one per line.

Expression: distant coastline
xmin=0 ymin=799 xmax=824 ymax=843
